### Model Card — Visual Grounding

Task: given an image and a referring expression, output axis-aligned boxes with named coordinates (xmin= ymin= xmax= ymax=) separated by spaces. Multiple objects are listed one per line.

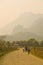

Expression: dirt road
xmin=0 ymin=48 xmax=43 ymax=65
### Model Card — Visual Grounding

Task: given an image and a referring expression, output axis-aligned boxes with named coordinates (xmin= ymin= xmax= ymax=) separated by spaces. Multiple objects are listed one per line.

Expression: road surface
xmin=0 ymin=48 xmax=43 ymax=65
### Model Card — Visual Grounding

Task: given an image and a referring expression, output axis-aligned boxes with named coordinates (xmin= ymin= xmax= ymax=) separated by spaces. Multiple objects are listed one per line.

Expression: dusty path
xmin=0 ymin=48 xmax=43 ymax=65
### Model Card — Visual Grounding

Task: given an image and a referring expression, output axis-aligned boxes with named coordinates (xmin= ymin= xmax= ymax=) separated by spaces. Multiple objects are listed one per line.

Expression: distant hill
xmin=0 ymin=12 xmax=43 ymax=41
xmin=0 ymin=35 xmax=6 ymax=40
xmin=1 ymin=31 xmax=43 ymax=41
xmin=1 ymin=32 xmax=39 ymax=41
xmin=0 ymin=12 xmax=43 ymax=35
xmin=30 ymin=18 xmax=43 ymax=36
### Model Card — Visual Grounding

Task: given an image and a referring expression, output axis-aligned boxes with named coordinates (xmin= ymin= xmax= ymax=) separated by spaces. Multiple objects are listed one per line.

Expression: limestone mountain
xmin=0 ymin=12 xmax=43 ymax=41
xmin=0 ymin=12 xmax=43 ymax=35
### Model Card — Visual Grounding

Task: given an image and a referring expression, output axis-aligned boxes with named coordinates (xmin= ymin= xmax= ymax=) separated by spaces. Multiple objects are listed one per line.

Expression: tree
xmin=12 ymin=41 xmax=15 ymax=46
xmin=6 ymin=41 xmax=11 ymax=47
xmin=40 ymin=41 xmax=43 ymax=47
xmin=27 ymin=38 xmax=39 ymax=47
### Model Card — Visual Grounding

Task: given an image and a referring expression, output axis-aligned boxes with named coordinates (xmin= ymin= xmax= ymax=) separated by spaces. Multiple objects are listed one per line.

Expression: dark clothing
xmin=27 ymin=48 xmax=30 ymax=54
xmin=25 ymin=47 xmax=27 ymax=51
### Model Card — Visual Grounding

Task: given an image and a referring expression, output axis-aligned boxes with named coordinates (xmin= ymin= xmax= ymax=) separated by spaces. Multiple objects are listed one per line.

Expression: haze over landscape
xmin=0 ymin=0 xmax=43 ymax=41
xmin=0 ymin=1 xmax=43 ymax=65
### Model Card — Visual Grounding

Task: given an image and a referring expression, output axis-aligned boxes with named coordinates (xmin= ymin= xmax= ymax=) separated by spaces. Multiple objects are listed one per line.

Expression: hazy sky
xmin=0 ymin=0 xmax=43 ymax=28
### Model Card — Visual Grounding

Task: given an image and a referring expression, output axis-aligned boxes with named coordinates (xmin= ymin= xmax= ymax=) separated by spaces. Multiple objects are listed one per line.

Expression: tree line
xmin=0 ymin=38 xmax=43 ymax=57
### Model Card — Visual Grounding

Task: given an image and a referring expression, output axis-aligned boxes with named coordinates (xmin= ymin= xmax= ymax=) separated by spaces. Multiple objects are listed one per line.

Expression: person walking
xmin=27 ymin=48 xmax=30 ymax=54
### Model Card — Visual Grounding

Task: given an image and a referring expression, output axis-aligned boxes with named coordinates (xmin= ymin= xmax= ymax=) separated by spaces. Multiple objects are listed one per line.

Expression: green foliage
xmin=27 ymin=39 xmax=39 ymax=47
xmin=0 ymin=40 xmax=18 ymax=57
xmin=40 ymin=41 xmax=43 ymax=47
xmin=15 ymin=38 xmax=39 ymax=47
xmin=0 ymin=38 xmax=43 ymax=58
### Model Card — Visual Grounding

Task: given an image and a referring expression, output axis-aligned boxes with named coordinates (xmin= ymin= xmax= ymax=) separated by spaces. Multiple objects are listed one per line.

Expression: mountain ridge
xmin=0 ymin=12 xmax=43 ymax=41
xmin=0 ymin=12 xmax=43 ymax=35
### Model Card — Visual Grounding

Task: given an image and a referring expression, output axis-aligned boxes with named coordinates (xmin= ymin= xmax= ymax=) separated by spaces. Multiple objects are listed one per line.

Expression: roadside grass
xmin=0 ymin=47 xmax=19 ymax=58
xmin=31 ymin=47 xmax=43 ymax=59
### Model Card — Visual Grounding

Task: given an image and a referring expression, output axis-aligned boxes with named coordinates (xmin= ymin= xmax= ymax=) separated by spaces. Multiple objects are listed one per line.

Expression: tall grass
xmin=0 ymin=46 xmax=19 ymax=58
xmin=31 ymin=47 xmax=43 ymax=59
